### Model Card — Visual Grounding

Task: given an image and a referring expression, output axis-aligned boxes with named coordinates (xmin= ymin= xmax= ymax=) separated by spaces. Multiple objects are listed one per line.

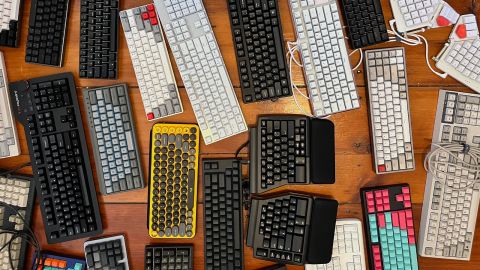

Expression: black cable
xmin=0 ymin=162 xmax=32 ymax=177
xmin=235 ymin=140 xmax=249 ymax=158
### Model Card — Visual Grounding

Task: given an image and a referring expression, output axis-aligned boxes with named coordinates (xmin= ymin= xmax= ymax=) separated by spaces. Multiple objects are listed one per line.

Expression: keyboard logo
xmin=13 ymin=90 xmax=20 ymax=108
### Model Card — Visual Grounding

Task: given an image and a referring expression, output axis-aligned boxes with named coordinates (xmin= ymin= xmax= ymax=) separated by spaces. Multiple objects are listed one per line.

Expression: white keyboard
xmin=287 ymin=0 xmax=359 ymax=117
xmin=306 ymin=219 xmax=366 ymax=270
xmin=120 ymin=4 xmax=183 ymax=121
xmin=389 ymin=0 xmax=443 ymax=33
xmin=0 ymin=0 xmax=20 ymax=32
xmin=154 ymin=0 xmax=247 ymax=144
xmin=418 ymin=90 xmax=480 ymax=260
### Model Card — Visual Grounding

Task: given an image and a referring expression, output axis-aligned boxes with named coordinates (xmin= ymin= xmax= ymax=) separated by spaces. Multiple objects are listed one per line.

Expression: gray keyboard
xmin=83 ymin=84 xmax=144 ymax=195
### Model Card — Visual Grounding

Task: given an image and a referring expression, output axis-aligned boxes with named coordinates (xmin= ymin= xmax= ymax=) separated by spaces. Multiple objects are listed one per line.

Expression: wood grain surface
xmin=0 ymin=0 xmax=479 ymax=269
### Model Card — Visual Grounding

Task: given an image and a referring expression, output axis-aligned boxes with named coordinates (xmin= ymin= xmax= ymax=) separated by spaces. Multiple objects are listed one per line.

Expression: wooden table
xmin=1 ymin=0 xmax=480 ymax=269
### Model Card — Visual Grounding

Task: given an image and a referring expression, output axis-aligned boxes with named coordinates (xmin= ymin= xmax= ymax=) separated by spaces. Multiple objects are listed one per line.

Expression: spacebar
xmin=233 ymin=210 xmax=241 ymax=249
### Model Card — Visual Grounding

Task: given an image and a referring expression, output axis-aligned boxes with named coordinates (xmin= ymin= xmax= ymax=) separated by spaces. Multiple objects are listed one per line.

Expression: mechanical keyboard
xmin=247 ymin=194 xmax=338 ymax=265
xmin=84 ymin=235 xmax=129 ymax=270
xmin=0 ymin=0 xmax=22 ymax=47
xmin=145 ymin=245 xmax=193 ymax=270
xmin=32 ymin=253 xmax=86 ymax=270
xmin=249 ymin=115 xmax=335 ymax=194
xmin=227 ymin=0 xmax=292 ymax=103
xmin=365 ymin=47 xmax=415 ymax=174
xmin=154 ymin=0 xmax=248 ymax=144
xmin=25 ymin=0 xmax=69 ymax=66
xmin=120 ymin=4 xmax=183 ymax=121
xmin=148 ymin=123 xmax=199 ymax=238
xmin=203 ymin=159 xmax=244 ymax=269
xmin=80 ymin=0 xmax=118 ymax=79
xmin=83 ymin=84 xmax=144 ymax=195
xmin=287 ymin=0 xmax=359 ymax=117
xmin=418 ymin=90 xmax=480 ymax=260
xmin=361 ymin=184 xmax=419 ymax=270
xmin=9 ymin=73 xmax=103 ymax=243
xmin=389 ymin=0 xmax=442 ymax=33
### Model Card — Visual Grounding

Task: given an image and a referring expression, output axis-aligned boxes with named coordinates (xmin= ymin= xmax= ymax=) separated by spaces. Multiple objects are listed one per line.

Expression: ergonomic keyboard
xmin=84 ymin=235 xmax=129 ymax=270
xmin=0 ymin=0 xmax=22 ymax=47
xmin=32 ymin=254 xmax=86 ymax=270
xmin=287 ymin=0 xmax=359 ymax=117
xmin=249 ymin=115 xmax=335 ymax=194
xmin=0 ymin=173 xmax=35 ymax=270
xmin=365 ymin=47 xmax=415 ymax=174
xmin=83 ymin=85 xmax=144 ymax=195
xmin=418 ymin=90 xmax=480 ymax=260
xmin=389 ymin=0 xmax=443 ymax=33
xmin=361 ymin=184 xmax=419 ymax=270
xmin=0 ymin=52 xmax=20 ymax=159
xmin=203 ymin=159 xmax=244 ymax=269
xmin=340 ymin=0 xmax=389 ymax=49
xmin=247 ymin=194 xmax=338 ymax=265
xmin=154 ymin=0 xmax=248 ymax=144
xmin=9 ymin=73 xmax=103 ymax=243
xmin=120 ymin=4 xmax=183 ymax=121
xmin=227 ymin=0 xmax=292 ymax=103
xmin=148 ymin=123 xmax=199 ymax=238
xmin=25 ymin=0 xmax=69 ymax=66
xmin=79 ymin=0 xmax=118 ymax=79
xmin=145 ymin=245 xmax=193 ymax=270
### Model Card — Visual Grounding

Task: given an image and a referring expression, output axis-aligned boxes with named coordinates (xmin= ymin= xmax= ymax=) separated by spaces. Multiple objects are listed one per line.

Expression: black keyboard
xmin=340 ymin=0 xmax=389 ymax=49
xmin=79 ymin=0 xmax=118 ymax=79
xmin=84 ymin=235 xmax=129 ymax=269
xmin=247 ymin=194 xmax=338 ymax=265
xmin=0 ymin=0 xmax=23 ymax=47
xmin=25 ymin=0 xmax=69 ymax=66
xmin=227 ymin=0 xmax=291 ymax=103
xmin=9 ymin=73 xmax=103 ymax=243
xmin=203 ymin=159 xmax=244 ymax=270
xmin=145 ymin=245 xmax=193 ymax=270
xmin=249 ymin=115 xmax=335 ymax=193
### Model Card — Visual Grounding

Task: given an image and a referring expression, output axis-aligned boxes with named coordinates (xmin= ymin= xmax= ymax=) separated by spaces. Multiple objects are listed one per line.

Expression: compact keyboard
xmin=203 ymin=159 xmax=244 ymax=269
xmin=0 ymin=0 xmax=22 ymax=47
xmin=361 ymin=184 xmax=419 ymax=270
xmin=287 ymin=0 xmax=359 ymax=117
xmin=120 ymin=4 xmax=183 ymax=121
xmin=227 ymin=0 xmax=292 ymax=103
xmin=80 ymin=0 xmax=118 ymax=79
xmin=84 ymin=235 xmax=129 ymax=270
xmin=418 ymin=90 xmax=480 ymax=260
xmin=148 ymin=123 xmax=199 ymax=238
xmin=25 ymin=0 xmax=69 ymax=66
xmin=154 ymin=0 xmax=248 ymax=144
xmin=9 ymin=73 xmax=103 ymax=243
xmin=389 ymin=0 xmax=442 ymax=33
xmin=249 ymin=115 xmax=335 ymax=193
xmin=145 ymin=245 xmax=193 ymax=270
xmin=33 ymin=254 xmax=86 ymax=270
xmin=83 ymin=85 xmax=144 ymax=195
xmin=365 ymin=47 xmax=415 ymax=174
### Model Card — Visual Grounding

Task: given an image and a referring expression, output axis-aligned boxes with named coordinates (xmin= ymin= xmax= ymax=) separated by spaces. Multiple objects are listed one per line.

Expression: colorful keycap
xmin=32 ymin=253 xmax=86 ymax=270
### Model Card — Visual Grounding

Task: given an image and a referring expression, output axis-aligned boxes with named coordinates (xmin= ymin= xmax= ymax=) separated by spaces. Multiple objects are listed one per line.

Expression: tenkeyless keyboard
xmin=80 ymin=0 xmax=118 ymax=79
xmin=120 ymin=4 xmax=183 ymax=121
xmin=32 ymin=253 xmax=86 ymax=270
xmin=84 ymin=235 xmax=129 ymax=270
xmin=83 ymin=85 xmax=144 ymax=195
xmin=389 ymin=0 xmax=442 ymax=33
xmin=365 ymin=47 xmax=415 ymax=174
xmin=0 ymin=0 xmax=22 ymax=47
xmin=203 ymin=159 xmax=244 ymax=269
xmin=227 ymin=0 xmax=292 ymax=103
xmin=9 ymin=73 xmax=103 ymax=243
xmin=154 ymin=0 xmax=248 ymax=144
xmin=145 ymin=245 xmax=193 ymax=270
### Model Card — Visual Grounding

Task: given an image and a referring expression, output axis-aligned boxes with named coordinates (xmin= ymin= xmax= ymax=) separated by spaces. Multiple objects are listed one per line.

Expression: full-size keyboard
xmin=120 ymin=4 xmax=183 ymax=121
xmin=0 ymin=0 xmax=22 ymax=47
xmin=9 ymin=73 xmax=103 ymax=243
xmin=32 ymin=254 xmax=86 ymax=270
xmin=154 ymin=0 xmax=248 ymax=144
xmin=84 ymin=235 xmax=129 ymax=270
xmin=365 ymin=47 xmax=415 ymax=174
xmin=145 ymin=245 xmax=193 ymax=270
xmin=389 ymin=0 xmax=442 ymax=33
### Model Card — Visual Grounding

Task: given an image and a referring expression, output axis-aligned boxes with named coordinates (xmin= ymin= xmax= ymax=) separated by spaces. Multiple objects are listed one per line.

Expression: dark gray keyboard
xmin=145 ymin=245 xmax=193 ymax=270
xmin=84 ymin=235 xmax=129 ymax=270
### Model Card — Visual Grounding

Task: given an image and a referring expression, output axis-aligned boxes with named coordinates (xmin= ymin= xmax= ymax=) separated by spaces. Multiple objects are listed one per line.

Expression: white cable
xmin=411 ymin=33 xmax=449 ymax=78
xmin=349 ymin=48 xmax=363 ymax=71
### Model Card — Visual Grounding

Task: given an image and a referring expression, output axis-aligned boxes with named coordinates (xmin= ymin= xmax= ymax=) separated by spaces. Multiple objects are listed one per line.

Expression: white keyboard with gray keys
xmin=389 ymin=0 xmax=442 ymax=33
xmin=154 ymin=0 xmax=247 ymax=144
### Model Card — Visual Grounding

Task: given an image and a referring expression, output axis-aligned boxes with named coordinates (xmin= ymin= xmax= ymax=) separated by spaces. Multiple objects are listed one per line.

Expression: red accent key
xmin=378 ymin=213 xmax=386 ymax=228
xmin=147 ymin=4 xmax=154 ymax=11
xmin=378 ymin=164 xmax=386 ymax=172
xmin=142 ymin=12 xmax=149 ymax=20
xmin=456 ymin=24 xmax=467 ymax=39
xmin=149 ymin=11 xmax=156 ymax=18
xmin=437 ymin=15 xmax=450 ymax=27
xmin=147 ymin=113 xmax=154 ymax=120
xmin=150 ymin=18 xmax=158 ymax=25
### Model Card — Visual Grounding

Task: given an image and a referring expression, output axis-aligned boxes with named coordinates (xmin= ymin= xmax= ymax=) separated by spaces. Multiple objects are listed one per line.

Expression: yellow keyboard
xmin=148 ymin=123 xmax=200 ymax=238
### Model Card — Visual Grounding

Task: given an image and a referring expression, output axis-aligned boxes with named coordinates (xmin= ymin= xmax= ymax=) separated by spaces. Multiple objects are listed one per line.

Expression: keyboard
xmin=340 ymin=0 xmax=389 ymax=49
xmin=287 ymin=0 xmax=359 ymax=117
xmin=0 ymin=0 xmax=22 ymax=47
xmin=389 ymin=0 xmax=443 ymax=33
xmin=120 ymin=4 xmax=183 ymax=121
xmin=249 ymin=115 xmax=335 ymax=194
xmin=154 ymin=0 xmax=248 ymax=144
xmin=0 ymin=173 xmax=35 ymax=270
xmin=0 ymin=52 xmax=20 ymax=159
xmin=145 ymin=245 xmax=193 ymax=270
xmin=418 ymin=90 xmax=480 ymax=260
xmin=84 ymin=235 xmax=129 ymax=270
xmin=365 ymin=47 xmax=415 ymax=174
xmin=227 ymin=0 xmax=292 ymax=103
xmin=148 ymin=123 xmax=199 ymax=238
xmin=361 ymin=184 xmax=419 ymax=270
xmin=83 ymin=85 xmax=144 ymax=195
xmin=25 ymin=0 xmax=69 ymax=66
xmin=305 ymin=219 xmax=366 ymax=270
xmin=32 ymin=254 xmax=86 ymax=270
xmin=247 ymin=194 xmax=338 ymax=265
xmin=203 ymin=159 xmax=244 ymax=269
xmin=80 ymin=0 xmax=118 ymax=79
xmin=9 ymin=73 xmax=103 ymax=243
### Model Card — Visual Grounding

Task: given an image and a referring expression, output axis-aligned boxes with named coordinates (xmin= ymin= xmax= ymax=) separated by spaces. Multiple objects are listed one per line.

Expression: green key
xmin=410 ymin=245 xmax=419 ymax=270
xmin=74 ymin=263 xmax=84 ymax=270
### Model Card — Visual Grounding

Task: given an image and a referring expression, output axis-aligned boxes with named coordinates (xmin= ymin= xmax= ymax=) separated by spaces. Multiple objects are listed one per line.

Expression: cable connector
xmin=461 ymin=143 xmax=471 ymax=154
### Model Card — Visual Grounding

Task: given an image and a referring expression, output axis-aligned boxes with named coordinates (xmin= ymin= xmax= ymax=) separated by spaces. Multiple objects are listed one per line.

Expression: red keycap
xmin=149 ymin=11 xmax=156 ymax=18
xmin=396 ymin=194 xmax=404 ymax=202
xmin=384 ymin=204 xmax=390 ymax=211
xmin=392 ymin=211 xmax=399 ymax=227
xmin=404 ymin=194 xmax=410 ymax=201
xmin=404 ymin=200 xmax=411 ymax=207
xmin=378 ymin=164 xmax=386 ymax=172
xmin=406 ymin=209 xmax=413 ymax=218
xmin=147 ymin=113 xmax=154 ymax=120
xmin=142 ymin=12 xmax=149 ymax=20
xmin=402 ymin=186 xmax=410 ymax=194
xmin=408 ymin=236 xmax=416 ymax=244
xmin=150 ymin=18 xmax=158 ymax=25
xmin=147 ymin=4 xmax=154 ymax=11
xmin=366 ymin=192 xmax=374 ymax=199
xmin=377 ymin=205 xmax=383 ymax=212
xmin=378 ymin=213 xmax=386 ymax=228
xmin=382 ymin=190 xmax=388 ymax=197
xmin=399 ymin=211 xmax=407 ymax=229
xmin=456 ymin=24 xmax=467 ymax=39
xmin=437 ymin=15 xmax=451 ymax=27
xmin=375 ymin=190 xmax=382 ymax=198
